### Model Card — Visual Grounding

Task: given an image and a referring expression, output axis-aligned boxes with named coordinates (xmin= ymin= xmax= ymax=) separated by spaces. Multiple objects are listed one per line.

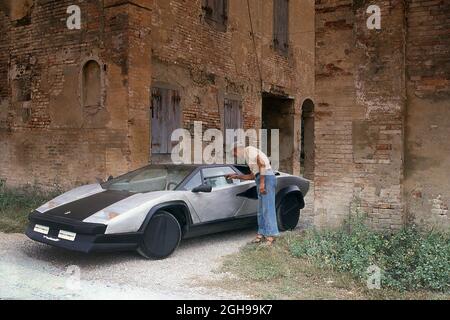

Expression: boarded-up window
xmin=82 ymin=60 xmax=101 ymax=108
xmin=273 ymin=0 xmax=289 ymax=55
xmin=224 ymin=98 xmax=243 ymax=131
xmin=151 ymin=86 xmax=181 ymax=154
xmin=202 ymin=0 xmax=228 ymax=31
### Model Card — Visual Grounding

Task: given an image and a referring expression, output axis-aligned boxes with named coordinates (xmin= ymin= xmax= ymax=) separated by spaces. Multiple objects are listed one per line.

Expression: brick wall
xmin=0 ymin=0 xmax=314 ymax=194
xmin=0 ymin=0 xmax=153 ymax=189
xmin=150 ymin=0 xmax=313 ymax=140
xmin=404 ymin=0 xmax=450 ymax=230
xmin=315 ymin=0 xmax=449 ymax=230
xmin=315 ymin=0 xmax=405 ymax=229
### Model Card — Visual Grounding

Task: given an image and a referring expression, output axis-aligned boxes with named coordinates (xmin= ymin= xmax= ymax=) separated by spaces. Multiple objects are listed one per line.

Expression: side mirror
xmin=192 ymin=184 xmax=212 ymax=193
xmin=107 ymin=175 xmax=114 ymax=181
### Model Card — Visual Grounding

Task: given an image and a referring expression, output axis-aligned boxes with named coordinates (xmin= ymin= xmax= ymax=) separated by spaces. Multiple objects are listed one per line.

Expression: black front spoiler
xmin=26 ymin=212 xmax=142 ymax=253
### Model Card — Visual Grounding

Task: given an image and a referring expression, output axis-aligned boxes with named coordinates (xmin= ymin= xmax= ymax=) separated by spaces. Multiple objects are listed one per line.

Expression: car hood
xmin=36 ymin=184 xmax=105 ymax=213
xmin=35 ymin=184 xmax=179 ymax=224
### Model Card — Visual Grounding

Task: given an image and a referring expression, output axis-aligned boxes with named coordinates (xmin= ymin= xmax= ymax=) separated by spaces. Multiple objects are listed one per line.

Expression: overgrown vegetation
xmin=290 ymin=213 xmax=450 ymax=292
xmin=217 ymin=211 xmax=450 ymax=299
xmin=0 ymin=179 xmax=58 ymax=233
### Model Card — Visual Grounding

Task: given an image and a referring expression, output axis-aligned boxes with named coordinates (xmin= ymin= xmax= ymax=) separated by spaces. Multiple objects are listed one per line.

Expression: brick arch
xmin=81 ymin=59 xmax=102 ymax=109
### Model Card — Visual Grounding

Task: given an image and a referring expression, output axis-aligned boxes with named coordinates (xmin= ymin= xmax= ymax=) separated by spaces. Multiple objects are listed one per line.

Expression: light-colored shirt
xmin=244 ymin=146 xmax=272 ymax=176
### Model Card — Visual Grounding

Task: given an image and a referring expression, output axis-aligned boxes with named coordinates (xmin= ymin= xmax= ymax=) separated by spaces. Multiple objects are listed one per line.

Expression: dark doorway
xmin=262 ymin=94 xmax=295 ymax=173
xmin=301 ymin=99 xmax=314 ymax=180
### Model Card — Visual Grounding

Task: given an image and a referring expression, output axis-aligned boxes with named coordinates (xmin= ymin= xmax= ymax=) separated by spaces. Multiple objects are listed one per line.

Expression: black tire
xmin=137 ymin=210 xmax=181 ymax=259
xmin=276 ymin=193 xmax=301 ymax=231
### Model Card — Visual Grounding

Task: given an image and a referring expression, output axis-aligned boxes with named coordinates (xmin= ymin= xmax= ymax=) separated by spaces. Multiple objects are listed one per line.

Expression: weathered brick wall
xmin=151 ymin=0 xmax=314 ymax=158
xmin=315 ymin=0 xmax=356 ymax=228
xmin=315 ymin=0 xmax=449 ymax=230
xmin=0 ymin=0 xmax=314 ymax=196
xmin=404 ymin=0 xmax=450 ymax=230
xmin=0 ymin=0 xmax=152 ymax=189
xmin=315 ymin=0 xmax=405 ymax=229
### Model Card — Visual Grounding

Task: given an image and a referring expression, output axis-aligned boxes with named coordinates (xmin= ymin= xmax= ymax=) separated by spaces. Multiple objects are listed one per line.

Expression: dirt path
xmin=0 ymin=230 xmax=254 ymax=300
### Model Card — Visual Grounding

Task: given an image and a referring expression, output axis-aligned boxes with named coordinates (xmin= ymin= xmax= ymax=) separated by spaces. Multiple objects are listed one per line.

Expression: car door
xmin=186 ymin=166 xmax=251 ymax=223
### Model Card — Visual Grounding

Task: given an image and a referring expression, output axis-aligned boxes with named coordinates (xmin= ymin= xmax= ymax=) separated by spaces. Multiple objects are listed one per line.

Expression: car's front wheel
xmin=277 ymin=194 xmax=301 ymax=231
xmin=137 ymin=210 xmax=181 ymax=259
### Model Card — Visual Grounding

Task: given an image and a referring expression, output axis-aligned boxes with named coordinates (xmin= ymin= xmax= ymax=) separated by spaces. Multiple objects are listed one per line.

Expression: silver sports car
xmin=26 ymin=164 xmax=310 ymax=259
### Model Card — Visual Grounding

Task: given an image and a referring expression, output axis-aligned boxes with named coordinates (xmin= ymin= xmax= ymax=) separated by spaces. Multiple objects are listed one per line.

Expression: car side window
xmin=182 ymin=172 xmax=202 ymax=191
xmin=202 ymin=167 xmax=236 ymax=189
xmin=202 ymin=167 xmax=235 ymax=177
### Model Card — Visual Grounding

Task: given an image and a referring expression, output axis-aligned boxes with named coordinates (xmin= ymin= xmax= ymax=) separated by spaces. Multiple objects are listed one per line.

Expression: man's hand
xmin=259 ymin=182 xmax=267 ymax=195
xmin=225 ymin=174 xmax=240 ymax=180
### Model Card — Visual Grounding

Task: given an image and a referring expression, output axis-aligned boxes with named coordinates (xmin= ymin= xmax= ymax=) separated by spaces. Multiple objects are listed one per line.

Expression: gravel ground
xmin=0 ymin=230 xmax=255 ymax=300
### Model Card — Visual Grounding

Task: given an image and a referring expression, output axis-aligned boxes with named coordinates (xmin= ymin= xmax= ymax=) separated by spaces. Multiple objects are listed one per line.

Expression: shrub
xmin=0 ymin=180 xmax=58 ymax=233
xmin=290 ymin=213 xmax=450 ymax=292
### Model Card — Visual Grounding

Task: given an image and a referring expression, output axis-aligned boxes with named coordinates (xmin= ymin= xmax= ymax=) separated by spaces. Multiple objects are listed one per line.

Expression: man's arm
xmin=226 ymin=172 xmax=255 ymax=181
xmin=257 ymin=155 xmax=267 ymax=195
xmin=226 ymin=155 xmax=266 ymax=182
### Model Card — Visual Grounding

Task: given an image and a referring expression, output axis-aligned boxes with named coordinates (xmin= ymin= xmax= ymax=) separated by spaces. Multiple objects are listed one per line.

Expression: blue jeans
xmin=255 ymin=172 xmax=280 ymax=237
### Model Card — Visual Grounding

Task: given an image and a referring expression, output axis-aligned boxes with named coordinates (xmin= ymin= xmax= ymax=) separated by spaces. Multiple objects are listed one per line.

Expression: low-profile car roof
xmin=144 ymin=163 xmax=246 ymax=169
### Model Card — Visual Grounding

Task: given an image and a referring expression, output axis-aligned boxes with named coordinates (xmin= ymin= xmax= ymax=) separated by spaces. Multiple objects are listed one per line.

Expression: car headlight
xmin=85 ymin=210 xmax=120 ymax=223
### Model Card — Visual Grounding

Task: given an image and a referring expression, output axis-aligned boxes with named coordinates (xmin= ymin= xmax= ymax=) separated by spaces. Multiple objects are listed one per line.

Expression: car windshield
xmin=102 ymin=166 xmax=193 ymax=193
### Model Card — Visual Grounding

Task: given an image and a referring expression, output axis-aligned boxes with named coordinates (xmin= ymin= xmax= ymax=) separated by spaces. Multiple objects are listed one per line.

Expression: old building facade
xmin=0 ymin=0 xmax=448 ymax=231
xmin=0 ymin=0 xmax=314 ymax=182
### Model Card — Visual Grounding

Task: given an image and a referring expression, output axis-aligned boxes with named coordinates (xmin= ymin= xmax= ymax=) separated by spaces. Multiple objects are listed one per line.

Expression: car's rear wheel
xmin=137 ymin=210 xmax=181 ymax=259
xmin=277 ymin=194 xmax=301 ymax=231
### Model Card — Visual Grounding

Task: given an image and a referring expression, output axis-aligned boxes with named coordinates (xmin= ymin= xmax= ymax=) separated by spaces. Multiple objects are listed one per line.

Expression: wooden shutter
xmin=168 ymin=90 xmax=181 ymax=152
xmin=151 ymin=87 xmax=181 ymax=154
xmin=151 ymin=88 xmax=164 ymax=154
xmin=224 ymin=98 xmax=243 ymax=130
xmin=273 ymin=0 xmax=289 ymax=54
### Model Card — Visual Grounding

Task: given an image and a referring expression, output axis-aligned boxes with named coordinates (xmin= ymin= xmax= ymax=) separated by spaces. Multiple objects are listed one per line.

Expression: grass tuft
xmin=0 ymin=179 xmax=58 ymax=233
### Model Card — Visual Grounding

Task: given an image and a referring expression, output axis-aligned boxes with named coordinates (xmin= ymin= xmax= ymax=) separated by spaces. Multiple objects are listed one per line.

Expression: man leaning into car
xmin=227 ymin=144 xmax=279 ymax=246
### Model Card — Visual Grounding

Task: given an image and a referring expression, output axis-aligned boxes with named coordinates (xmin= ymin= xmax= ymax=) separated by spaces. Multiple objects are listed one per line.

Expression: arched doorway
xmin=301 ymin=99 xmax=314 ymax=180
